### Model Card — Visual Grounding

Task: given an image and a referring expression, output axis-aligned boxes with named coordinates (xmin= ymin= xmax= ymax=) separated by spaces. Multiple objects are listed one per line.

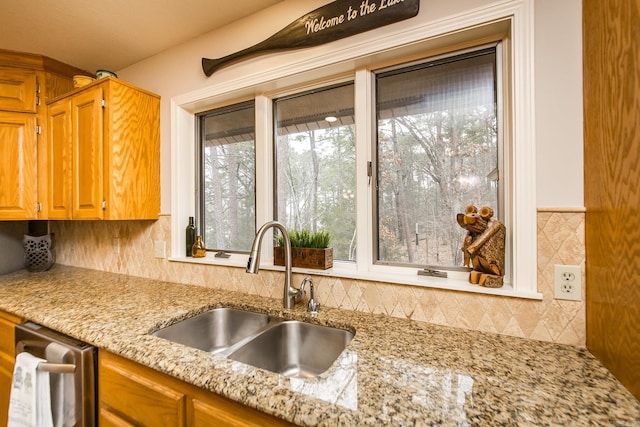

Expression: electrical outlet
xmin=112 ymin=237 xmax=120 ymax=254
xmin=154 ymin=240 xmax=166 ymax=259
xmin=554 ymin=264 xmax=582 ymax=301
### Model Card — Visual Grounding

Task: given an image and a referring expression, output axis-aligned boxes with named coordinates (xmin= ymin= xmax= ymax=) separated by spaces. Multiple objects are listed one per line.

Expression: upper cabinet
xmin=0 ymin=49 xmax=87 ymax=220
xmin=0 ymin=111 xmax=37 ymax=218
xmin=47 ymin=77 xmax=160 ymax=220
xmin=0 ymin=49 xmax=161 ymax=221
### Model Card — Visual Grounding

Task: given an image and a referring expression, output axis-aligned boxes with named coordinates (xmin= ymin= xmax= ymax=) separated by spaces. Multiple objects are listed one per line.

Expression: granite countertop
xmin=0 ymin=265 xmax=638 ymax=426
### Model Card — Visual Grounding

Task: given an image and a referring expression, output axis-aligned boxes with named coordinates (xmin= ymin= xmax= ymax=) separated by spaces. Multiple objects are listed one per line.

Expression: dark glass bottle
xmin=185 ymin=217 xmax=196 ymax=257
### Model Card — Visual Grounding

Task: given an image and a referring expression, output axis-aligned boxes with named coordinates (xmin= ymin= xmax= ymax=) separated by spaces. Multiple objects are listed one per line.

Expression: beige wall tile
xmin=50 ymin=211 xmax=586 ymax=346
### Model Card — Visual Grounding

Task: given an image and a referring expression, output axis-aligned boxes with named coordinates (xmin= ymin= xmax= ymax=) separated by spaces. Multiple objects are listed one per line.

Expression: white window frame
xmin=169 ymin=1 xmax=541 ymax=300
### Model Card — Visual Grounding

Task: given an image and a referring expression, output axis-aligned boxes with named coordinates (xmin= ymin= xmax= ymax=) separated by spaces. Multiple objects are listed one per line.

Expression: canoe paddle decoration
xmin=202 ymin=0 xmax=420 ymax=76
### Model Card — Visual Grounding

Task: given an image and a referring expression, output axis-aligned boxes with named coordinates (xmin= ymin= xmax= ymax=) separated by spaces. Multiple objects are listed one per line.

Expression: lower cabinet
xmin=99 ymin=351 xmax=293 ymax=427
xmin=0 ymin=310 xmax=22 ymax=427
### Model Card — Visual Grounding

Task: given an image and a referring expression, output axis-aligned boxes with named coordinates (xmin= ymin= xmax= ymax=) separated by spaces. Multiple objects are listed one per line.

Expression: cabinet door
xmin=99 ymin=407 xmax=137 ymax=427
xmin=47 ymin=99 xmax=72 ymax=219
xmin=0 ymin=311 xmax=21 ymax=427
xmin=99 ymin=352 xmax=187 ymax=427
xmin=191 ymin=397 xmax=289 ymax=427
xmin=0 ymin=112 xmax=37 ymax=219
xmin=0 ymin=69 xmax=37 ymax=113
xmin=72 ymin=87 xmax=104 ymax=219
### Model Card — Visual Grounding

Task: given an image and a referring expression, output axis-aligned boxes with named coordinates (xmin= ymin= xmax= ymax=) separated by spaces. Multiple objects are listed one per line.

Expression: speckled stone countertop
xmin=0 ymin=265 xmax=638 ymax=426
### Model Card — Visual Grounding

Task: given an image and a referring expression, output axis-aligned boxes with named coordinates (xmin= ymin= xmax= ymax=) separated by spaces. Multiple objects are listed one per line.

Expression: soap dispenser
xmin=192 ymin=235 xmax=206 ymax=258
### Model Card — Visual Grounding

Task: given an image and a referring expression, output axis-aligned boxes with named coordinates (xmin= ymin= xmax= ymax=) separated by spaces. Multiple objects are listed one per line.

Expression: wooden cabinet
xmin=0 ymin=69 xmax=37 ymax=113
xmin=47 ymin=98 xmax=72 ymax=219
xmin=0 ymin=111 xmax=37 ymax=218
xmin=99 ymin=351 xmax=292 ymax=427
xmin=47 ymin=77 xmax=160 ymax=220
xmin=0 ymin=49 xmax=87 ymax=220
xmin=0 ymin=310 xmax=22 ymax=427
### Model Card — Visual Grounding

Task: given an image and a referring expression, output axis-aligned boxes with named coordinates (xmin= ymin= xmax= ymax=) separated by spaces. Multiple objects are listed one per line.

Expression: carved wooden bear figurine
xmin=457 ymin=205 xmax=505 ymax=288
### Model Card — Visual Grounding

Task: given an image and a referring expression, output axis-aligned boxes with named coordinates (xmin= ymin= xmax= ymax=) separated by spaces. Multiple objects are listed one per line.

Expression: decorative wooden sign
xmin=202 ymin=0 xmax=420 ymax=76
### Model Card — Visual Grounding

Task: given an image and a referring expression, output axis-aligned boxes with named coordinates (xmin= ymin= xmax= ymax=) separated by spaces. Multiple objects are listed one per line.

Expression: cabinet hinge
xmin=36 ymin=125 xmax=42 ymax=135
xmin=101 ymin=99 xmax=106 ymax=108
xmin=101 ymin=200 xmax=107 ymax=210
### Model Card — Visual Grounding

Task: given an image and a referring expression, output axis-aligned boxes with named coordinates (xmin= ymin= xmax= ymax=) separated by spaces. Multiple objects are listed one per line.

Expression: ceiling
xmin=0 ymin=0 xmax=284 ymax=73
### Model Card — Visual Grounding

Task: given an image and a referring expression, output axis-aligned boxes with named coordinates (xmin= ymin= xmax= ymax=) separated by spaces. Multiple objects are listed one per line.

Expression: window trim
xmin=169 ymin=2 xmax=541 ymax=300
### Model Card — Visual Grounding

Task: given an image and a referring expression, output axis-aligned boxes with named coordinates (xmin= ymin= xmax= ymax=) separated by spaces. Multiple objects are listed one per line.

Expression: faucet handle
xmin=308 ymin=299 xmax=320 ymax=316
xmin=305 ymin=277 xmax=320 ymax=316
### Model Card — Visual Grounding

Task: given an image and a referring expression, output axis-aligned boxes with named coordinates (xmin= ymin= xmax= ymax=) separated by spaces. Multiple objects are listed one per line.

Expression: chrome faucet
xmin=246 ymin=221 xmax=304 ymax=309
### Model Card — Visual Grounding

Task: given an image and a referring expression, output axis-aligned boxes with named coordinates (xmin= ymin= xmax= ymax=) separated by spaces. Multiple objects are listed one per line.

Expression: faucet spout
xmin=246 ymin=221 xmax=298 ymax=309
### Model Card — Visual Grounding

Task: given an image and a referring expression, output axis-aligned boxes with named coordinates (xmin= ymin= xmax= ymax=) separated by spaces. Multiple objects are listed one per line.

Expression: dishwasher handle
xmin=16 ymin=339 xmax=77 ymax=373
xmin=37 ymin=362 xmax=76 ymax=374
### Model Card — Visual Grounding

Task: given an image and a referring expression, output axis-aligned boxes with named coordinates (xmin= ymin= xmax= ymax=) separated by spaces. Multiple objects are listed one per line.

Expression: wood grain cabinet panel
xmin=0 ymin=112 xmax=37 ymax=219
xmin=0 ymin=69 xmax=37 ymax=113
xmin=99 ymin=407 xmax=137 ymax=427
xmin=71 ymin=86 xmax=104 ymax=219
xmin=583 ymin=0 xmax=640 ymax=400
xmin=99 ymin=351 xmax=293 ymax=427
xmin=47 ymin=99 xmax=72 ymax=219
xmin=0 ymin=310 xmax=22 ymax=427
xmin=99 ymin=351 xmax=186 ymax=427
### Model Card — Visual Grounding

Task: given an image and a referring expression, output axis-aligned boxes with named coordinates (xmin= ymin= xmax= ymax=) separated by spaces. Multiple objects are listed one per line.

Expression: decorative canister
xmin=23 ymin=234 xmax=55 ymax=272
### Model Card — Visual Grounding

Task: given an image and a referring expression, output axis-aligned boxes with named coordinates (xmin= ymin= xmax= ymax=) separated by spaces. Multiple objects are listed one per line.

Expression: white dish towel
xmin=45 ymin=342 xmax=76 ymax=427
xmin=8 ymin=352 xmax=54 ymax=427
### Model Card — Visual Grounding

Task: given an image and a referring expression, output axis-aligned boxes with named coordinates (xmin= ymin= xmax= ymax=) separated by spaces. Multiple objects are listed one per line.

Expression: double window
xmin=196 ymin=45 xmax=503 ymax=274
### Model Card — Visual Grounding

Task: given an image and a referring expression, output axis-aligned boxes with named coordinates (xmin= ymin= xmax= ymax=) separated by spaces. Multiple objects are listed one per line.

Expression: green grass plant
xmin=275 ymin=228 xmax=331 ymax=249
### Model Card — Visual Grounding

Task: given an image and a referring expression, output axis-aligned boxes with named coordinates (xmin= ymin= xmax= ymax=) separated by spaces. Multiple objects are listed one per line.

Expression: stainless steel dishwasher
xmin=15 ymin=321 xmax=97 ymax=427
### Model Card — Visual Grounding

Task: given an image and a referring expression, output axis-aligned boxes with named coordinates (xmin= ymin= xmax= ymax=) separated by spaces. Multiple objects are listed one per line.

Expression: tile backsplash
xmin=50 ymin=210 xmax=585 ymax=346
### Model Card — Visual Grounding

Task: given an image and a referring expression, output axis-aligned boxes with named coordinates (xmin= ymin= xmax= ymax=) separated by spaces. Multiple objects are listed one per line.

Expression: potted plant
xmin=274 ymin=228 xmax=333 ymax=270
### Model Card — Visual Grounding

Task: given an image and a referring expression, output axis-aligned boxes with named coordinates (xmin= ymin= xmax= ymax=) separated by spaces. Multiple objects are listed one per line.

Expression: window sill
xmin=169 ymin=255 xmax=542 ymax=300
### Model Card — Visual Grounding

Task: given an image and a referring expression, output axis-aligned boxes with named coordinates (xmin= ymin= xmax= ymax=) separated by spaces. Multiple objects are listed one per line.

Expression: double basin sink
xmin=152 ymin=308 xmax=354 ymax=378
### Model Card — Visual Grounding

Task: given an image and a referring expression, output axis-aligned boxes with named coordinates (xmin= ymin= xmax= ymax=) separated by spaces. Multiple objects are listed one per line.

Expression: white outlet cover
xmin=112 ymin=237 xmax=120 ymax=254
xmin=553 ymin=264 xmax=582 ymax=301
xmin=154 ymin=240 xmax=166 ymax=259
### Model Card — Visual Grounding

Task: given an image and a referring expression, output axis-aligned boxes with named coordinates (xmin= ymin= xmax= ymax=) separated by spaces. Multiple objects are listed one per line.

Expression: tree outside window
xmin=274 ymin=83 xmax=356 ymax=261
xmin=376 ymin=48 xmax=499 ymax=267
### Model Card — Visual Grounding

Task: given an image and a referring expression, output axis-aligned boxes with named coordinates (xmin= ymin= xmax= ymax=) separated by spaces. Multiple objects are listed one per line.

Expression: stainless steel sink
xmin=227 ymin=320 xmax=354 ymax=378
xmin=152 ymin=308 xmax=354 ymax=377
xmin=152 ymin=308 xmax=270 ymax=354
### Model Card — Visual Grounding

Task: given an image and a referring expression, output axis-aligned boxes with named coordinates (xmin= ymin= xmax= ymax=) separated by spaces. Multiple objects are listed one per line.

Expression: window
xmin=374 ymin=47 xmax=499 ymax=268
xmin=274 ymin=84 xmax=356 ymax=261
xmin=174 ymin=10 xmax=539 ymax=298
xmin=197 ymin=102 xmax=256 ymax=252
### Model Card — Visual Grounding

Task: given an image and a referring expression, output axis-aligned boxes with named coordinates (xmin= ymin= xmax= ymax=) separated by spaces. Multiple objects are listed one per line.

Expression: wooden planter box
xmin=273 ymin=247 xmax=333 ymax=270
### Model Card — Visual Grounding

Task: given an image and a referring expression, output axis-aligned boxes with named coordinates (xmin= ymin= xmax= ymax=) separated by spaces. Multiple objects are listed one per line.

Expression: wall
xmin=49 ymin=0 xmax=587 ymax=346
xmin=583 ymin=0 xmax=640 ymax=399
xmin=116 ymin=0 xmax=584 ymax=213
xmin=0 ymin=222 xmax=27 ymax=274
